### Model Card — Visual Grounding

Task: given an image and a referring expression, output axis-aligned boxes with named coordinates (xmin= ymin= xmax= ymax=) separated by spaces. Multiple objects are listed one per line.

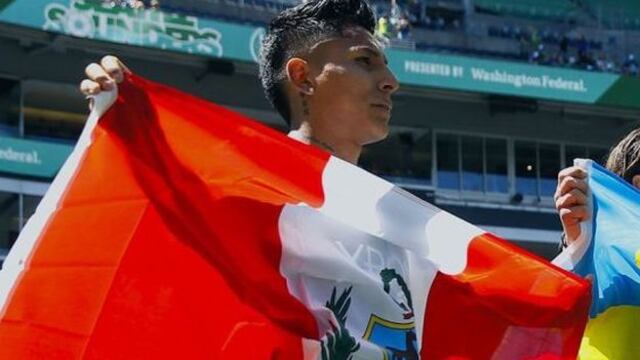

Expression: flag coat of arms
xmin=554 ymin=159 xmax=640 ymax=360
xmin=0 ymin=75 xmax=590 ymax=359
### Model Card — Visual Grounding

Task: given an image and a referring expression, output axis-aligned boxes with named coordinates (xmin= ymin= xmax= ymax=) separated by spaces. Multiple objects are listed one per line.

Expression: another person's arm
xmin=554 ymin=166 xmax=589 ymax=247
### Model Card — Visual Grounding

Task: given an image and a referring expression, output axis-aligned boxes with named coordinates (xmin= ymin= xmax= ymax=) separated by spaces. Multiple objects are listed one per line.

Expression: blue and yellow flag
xmin=554 ymin=159 xmax=640 ymax=360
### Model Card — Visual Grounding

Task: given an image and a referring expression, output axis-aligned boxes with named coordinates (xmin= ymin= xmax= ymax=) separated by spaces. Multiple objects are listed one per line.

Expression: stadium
xmin=1 ymin=0 xmax=640 ymax=358
xmin=3 ymin=0 xmax=639 ymax=262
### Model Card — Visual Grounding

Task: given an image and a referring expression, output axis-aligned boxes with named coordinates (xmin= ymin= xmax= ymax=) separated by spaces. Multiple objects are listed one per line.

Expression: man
xmin=554 ymin=129 xmax=640 ymax=360
xmin=72 ymin=3 xmax=590 ymax=358
xmin=555 ymin=128 xmax=640 ymax=247
xmin=80 ymin=0 xmax=399 ymax=164
xmin=79 ymin=2 xmax=404 ymax=355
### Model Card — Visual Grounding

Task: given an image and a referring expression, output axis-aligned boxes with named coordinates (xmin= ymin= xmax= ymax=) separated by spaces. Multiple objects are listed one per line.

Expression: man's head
xmin=260 ymin=0 xmax=399 ymax=146
xmin=606 ymin=128 xmax=640 ymax=188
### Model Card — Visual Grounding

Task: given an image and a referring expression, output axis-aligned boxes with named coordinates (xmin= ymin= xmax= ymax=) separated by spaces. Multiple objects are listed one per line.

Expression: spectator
xmin=390 ymin=0 xmax=401 ymax=26
xmin=143 ymin=0 xmax=159 ymax=8
xmin=530 ymin=44 xmax=547 ymax=64
xmin=131 ymin=0 xmax=145 ymax=9
xmin=623 ymin=54 xmax=639 ymax=76
xmin=576 ymin=34 xmax=589 ymax=60
xmin=518 ymin=31 xmax=530 ymax=60
xmin=559 ymin=35 xmax=569 ymax=62
xmin=529 ymin=27 xmax=541 ymax=50
xmin=550 ymin=52 xmax=565 ymax=67
xmin=501 ymin=24 xmax=511 ymax=38
xmin=375 ymin=15 xmax=391 ymax=40
xmin=595 ymin=53 xmax=606 ymax=71
xmin=405 ymin=0 xmax=421 ymax=24
xmin=513 ymin=26 xmax=522 ymax=39
xmin=423 ymin=15 xmax=433 ymax=29
xmin=102 ymin=0 xmax=153 ymax=9
xmin=396 ymin=14 xmax=411 ymax=40
xmin=571 ymin=35 xmax=595 ymax=70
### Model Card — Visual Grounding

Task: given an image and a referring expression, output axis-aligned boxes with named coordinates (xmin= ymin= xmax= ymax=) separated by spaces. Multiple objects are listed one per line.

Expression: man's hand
xmin=79 ymin=55 xmax=129 ymax=99
xmin=554 ymin=166 xmax=589 ymax=245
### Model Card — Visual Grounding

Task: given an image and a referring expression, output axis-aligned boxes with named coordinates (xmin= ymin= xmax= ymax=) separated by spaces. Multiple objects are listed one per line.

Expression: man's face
xmin=305 ymin=26 xmax=399 ymax=145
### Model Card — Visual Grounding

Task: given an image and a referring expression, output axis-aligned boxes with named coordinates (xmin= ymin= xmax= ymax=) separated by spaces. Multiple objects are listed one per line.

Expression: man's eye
xmin=356 ymin=56 xmax=372 ymax=65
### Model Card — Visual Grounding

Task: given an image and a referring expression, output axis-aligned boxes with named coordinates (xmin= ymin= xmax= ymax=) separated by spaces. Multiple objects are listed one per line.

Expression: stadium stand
xmin=474 ymin=0 xmax=582 ymax=22
xmin=141 ymin=0 xmax=637 ymax=75
xmin=581 ymin=0 xmax=640 ymax=29
xmin=2 ymin=0 xmax=640 ymax=261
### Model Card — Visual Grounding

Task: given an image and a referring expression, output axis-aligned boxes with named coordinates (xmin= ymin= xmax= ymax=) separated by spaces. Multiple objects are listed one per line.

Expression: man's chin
xmin=363 ymin=123 xmax=390 ymax=145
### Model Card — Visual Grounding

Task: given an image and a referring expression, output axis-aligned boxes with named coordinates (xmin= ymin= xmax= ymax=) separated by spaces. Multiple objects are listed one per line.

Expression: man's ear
xmin=632 ymin=174 xmax=640 ymax=189
xmin=285 ymin=57 xmax=314 ymax=96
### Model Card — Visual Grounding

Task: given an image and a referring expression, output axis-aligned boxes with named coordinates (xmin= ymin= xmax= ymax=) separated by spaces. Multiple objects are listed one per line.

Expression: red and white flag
xmin=0 ymin=75 xmax=590 ymax=359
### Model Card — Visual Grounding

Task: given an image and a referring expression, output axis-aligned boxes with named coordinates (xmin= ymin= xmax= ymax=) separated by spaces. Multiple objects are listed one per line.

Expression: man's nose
xmin=379 ymin=68 xmax=399 ymax=94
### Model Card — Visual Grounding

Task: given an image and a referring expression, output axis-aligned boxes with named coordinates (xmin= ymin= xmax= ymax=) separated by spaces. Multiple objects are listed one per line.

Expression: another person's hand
xmin=554 ymin=166 xmax=589 ymax=246
xmin=79 ymin=55 xmax=129 ymax=100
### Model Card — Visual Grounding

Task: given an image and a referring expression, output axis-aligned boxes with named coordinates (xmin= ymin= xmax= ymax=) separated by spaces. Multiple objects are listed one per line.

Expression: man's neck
xmin=288 ymin=123 xmax=361 ymax=164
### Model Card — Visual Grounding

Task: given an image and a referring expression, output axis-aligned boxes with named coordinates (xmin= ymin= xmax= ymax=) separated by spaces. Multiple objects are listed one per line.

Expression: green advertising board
xmin=0 ymin=136 xmax=73 ymax=178
xmin=0 ymin=0 xmax=264 ymax=61
xmin=0 ymin=0 xmax=639 ymax=108
xmin=389 ymin=50 xmax=619 ymax=104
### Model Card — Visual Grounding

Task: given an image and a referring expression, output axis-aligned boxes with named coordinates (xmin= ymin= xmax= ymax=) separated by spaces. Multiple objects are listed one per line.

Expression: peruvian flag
xmin=0 ymin=74 xmax=590 ymax=359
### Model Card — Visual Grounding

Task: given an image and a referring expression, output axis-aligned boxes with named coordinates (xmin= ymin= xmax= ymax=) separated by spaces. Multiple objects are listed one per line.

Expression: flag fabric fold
xmin=554 ymin=159 xmax=640 ymax=360
xmin=0 ymin=74 xmax=590 ymax=359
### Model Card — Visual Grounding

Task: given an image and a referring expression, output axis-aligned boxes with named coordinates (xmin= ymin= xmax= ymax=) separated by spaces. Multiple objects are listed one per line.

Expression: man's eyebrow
xmin=351 ymin=46 xmax=388 ymax=64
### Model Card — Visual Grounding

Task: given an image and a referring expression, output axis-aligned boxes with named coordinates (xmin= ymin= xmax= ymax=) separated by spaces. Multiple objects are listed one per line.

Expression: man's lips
xmin=371 ymin=103 xmax=392 ymax=111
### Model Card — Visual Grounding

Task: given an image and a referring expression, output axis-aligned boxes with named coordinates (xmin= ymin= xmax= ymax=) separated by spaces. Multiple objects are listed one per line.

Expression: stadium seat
xmin=474 ymin=0 xmax=579 ymax=22
xmin=581 ymin=0 xmax=640 ymax=29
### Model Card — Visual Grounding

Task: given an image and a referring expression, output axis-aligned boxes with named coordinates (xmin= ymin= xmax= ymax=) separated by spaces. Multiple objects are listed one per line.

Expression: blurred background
xmin=1 ymin=0 xmax=640 ymax=262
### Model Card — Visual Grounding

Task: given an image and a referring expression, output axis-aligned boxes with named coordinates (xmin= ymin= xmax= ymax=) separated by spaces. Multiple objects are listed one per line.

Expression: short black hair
xmin=259 ymin=0 xmax=376 ymax=126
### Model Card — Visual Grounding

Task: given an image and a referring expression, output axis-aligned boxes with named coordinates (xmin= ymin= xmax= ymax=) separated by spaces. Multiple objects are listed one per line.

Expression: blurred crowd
xmin=370 ymin=0 xmax=640 ymax=76
xmin=92 ymin=0 xmax=640 ymax=77
xmin=374 ymin=0 xmax=413 ymax=41
xmin=491 ymin=24 xmax=639 ymax=75
xmin=99 ymin=0 xmax=160 ymax=9
xmin=374 ymin=0 xmax=463 ymax=41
